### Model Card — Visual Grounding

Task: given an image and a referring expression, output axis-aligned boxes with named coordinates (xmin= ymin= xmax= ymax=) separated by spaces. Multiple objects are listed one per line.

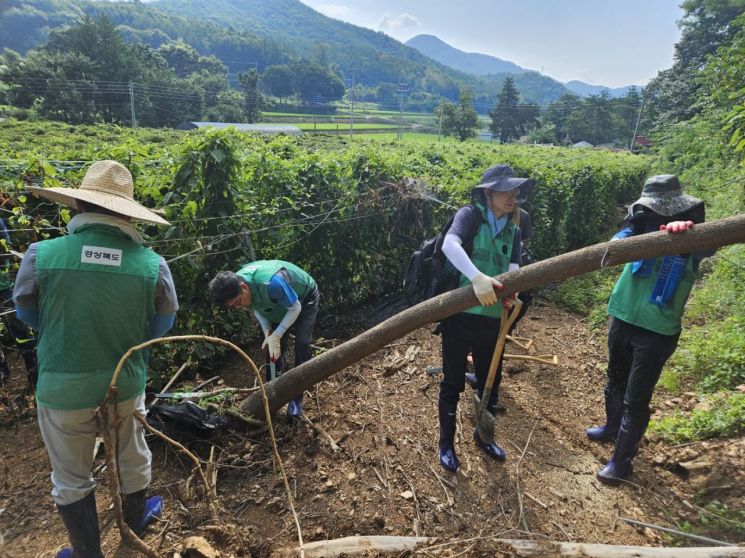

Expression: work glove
xmin=471 ymin=272 xmax=503 ymax=306
xmin=262 ymin=333 xmax=282 ymax=362
xmin=659 ymin=220 xmax=694 ymax=234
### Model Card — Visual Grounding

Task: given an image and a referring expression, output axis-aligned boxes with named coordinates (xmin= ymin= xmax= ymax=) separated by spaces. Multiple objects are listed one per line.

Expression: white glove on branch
xmin=471 ymin=272 xmax=502 ymax=306
xmin=262 ymin=333 xmax=282 ymax=362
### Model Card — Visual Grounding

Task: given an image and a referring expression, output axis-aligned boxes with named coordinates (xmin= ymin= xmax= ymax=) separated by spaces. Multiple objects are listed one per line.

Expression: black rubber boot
xmin=438 ymin=399 xmax=459 ymax=472
xmin=123 ymin=489 xmax=147 ymax=537
xmin=596 ymin=414 xmax=647 ymax=486
xmin=56 ymin=491 xmax=104 ymax=558
xmin=586 ymin=388 xmax=624 ymax=441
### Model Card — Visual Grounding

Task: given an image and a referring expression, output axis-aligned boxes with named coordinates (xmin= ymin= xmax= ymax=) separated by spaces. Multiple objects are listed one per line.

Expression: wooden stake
xmin=504 ymin=354 xmax=559 ymax=366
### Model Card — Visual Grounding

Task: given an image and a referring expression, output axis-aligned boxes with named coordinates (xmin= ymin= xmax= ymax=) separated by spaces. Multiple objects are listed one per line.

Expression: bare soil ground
xmin=1 ymin=301 xmax=743 ymax=557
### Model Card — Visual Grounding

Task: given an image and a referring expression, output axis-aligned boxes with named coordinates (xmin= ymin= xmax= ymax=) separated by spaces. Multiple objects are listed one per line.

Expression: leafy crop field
xmin=1 ymin=119 xmax=649 ymax=365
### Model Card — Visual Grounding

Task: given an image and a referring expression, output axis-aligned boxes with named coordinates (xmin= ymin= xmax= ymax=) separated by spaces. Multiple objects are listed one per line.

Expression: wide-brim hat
xmin=27 ymin=160 xmax=169 ymax=225
xmin=630 ymin=174 xmax=703 ymax=217
xmin=472 ymin=164 xmax=534 ymax=203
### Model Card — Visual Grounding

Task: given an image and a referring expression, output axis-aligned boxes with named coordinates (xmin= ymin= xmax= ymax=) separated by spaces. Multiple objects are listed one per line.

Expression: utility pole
xmin=349 ymin=69 xmax=355 ymax=139
xmin=397 ymin=83 xmax=408 ymax=140
xmin=629 ymin=100 xmax=644 ymax=153
xmin=437 ymin=105 xmax=444 ymax=142
xmin=129 ymin=80 xmax=137 ymax=128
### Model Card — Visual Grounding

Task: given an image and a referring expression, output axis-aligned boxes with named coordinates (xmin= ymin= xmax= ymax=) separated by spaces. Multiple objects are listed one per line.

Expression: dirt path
xmin=1 ymin=303 xmax=742 ymax=556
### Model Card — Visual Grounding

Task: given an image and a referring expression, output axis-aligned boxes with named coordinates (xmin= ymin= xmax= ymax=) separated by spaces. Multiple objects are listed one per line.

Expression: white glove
xmin=262 ymin=333 xmax=282 ymax=362
xmin=471 ymin=272 xmax=502 ymax=306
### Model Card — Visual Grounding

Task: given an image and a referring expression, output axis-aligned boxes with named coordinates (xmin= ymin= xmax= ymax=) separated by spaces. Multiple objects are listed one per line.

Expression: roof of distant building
xmin=176 ymin=122 xmax=302 ymax=134
xmin=572 ymin=140 xmax=594 ymax=148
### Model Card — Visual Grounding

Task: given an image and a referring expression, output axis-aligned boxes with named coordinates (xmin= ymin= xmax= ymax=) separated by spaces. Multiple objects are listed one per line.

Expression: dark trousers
xmin=439 ymin=312 xmax=503 ymax=411
xmin=0 ymin=289 xmax=36 ymax=385
xmin=606 ymin=317 xmax=679 ymax=422
xmin=270 ymin=287 xmax=320 ymax=374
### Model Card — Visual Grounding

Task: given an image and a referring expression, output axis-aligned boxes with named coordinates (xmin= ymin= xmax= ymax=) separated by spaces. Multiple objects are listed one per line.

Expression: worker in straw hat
xmin=586 ymin=174 xmax=713 ymax=486
xmin=12 ymin=160 xmax=178 ymax=557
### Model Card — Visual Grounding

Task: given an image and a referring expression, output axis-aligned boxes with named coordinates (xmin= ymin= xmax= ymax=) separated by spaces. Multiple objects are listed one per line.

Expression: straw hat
xmin=28 ymin=160 xmax=169 ymax=225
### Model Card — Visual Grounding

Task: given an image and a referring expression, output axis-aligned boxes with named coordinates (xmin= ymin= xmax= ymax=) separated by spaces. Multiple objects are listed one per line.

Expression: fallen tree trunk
xmin=280 ymin=536 xmax=745 ymax=557
xmin=241 ymin=214 xmax=745 ymax=419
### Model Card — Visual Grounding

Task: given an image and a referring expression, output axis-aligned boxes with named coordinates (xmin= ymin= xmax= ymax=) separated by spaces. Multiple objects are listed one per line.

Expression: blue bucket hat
xmin=472 ymin=164 xmax=534 ymax=203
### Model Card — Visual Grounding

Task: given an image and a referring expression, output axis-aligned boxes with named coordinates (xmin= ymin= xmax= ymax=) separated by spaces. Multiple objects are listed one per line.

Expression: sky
xmin=299 ymin=0 xmax=684 ymax=88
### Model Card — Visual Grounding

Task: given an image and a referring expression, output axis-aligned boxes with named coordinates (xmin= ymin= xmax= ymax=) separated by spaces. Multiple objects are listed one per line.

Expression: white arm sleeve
xmin=273 ymin=300 xmax=302 ymax=337
xmin=442 ymin=233 xmax=481 ymax=281
xmin=253 ymin=310 xmax=272 ymax=336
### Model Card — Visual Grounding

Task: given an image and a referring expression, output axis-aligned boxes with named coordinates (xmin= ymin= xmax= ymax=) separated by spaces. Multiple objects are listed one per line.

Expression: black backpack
xmin=403 ymin=207 xmax=481 ymax=307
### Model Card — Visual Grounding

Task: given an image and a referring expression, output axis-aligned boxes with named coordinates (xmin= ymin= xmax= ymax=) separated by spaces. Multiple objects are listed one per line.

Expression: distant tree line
xmin=0 ymin=16 xmax=345 ymax=127
xmin=436 ymin=77 xmax=645 ymax=145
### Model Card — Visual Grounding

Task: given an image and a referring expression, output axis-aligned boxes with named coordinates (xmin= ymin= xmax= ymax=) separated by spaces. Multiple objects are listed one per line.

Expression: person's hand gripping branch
xmin=471 ymin=272 xmax=504 ymax=306
xmin=660 ymin=220 xmax=694 ymax=233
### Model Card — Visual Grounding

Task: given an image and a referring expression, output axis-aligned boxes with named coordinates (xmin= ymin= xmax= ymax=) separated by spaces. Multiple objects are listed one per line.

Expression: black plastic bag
xmin=146 ymin=400 xmax=229 ymax=441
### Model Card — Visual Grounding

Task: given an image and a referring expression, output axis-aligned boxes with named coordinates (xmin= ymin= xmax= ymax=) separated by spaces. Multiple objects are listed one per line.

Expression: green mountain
xmin=0 ymin=0 xmax=571 ymax=104
xmin=406 ymin=34 xmax=528 ymax=76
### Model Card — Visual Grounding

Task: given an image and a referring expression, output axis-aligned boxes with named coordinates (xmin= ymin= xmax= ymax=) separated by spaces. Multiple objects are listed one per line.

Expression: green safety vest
xmin=35 ymin=224 xmax=159 ymax=410
xmin=458 ymin=205 xmax=516 ymax=319
xmin=236 ymin=260 xmax=316 ymax=324
xmin=608 ymin=256 xmax=696 ymax=336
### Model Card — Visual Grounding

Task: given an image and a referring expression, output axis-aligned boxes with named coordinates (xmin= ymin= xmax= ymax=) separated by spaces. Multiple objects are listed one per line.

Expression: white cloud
xmin=314 ymin=4 xmax=353 ymax=21
xmin=377 ymin=12 xmax=421 ymax=36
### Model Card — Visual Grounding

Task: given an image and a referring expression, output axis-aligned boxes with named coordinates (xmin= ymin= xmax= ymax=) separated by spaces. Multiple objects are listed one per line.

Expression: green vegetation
xmin=649 ymin=393 xmax=745 ymax=443
xmin=0 ymin=121 xmax=649 ymax=369
xmin=543 ymin=268 xmax=620 ymax=331
xmin=490 ymin=77 xmax=539 ymax=144
xmin=435 ymin=88 xmax=480 ymax=142
xmin=0 ymin=0 xmax=570 ymax=105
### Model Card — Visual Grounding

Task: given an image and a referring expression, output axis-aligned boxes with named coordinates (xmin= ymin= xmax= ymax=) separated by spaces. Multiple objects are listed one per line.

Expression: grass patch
xmin=667 ymin=245 xmax=745 ymax=393
xmin=649 ymin=392 xmax=745 ymax=443
xmin=657 ymin=369 xmax=681 ymax=393
xmin=542 ymin=267 xmax=620 ymax=330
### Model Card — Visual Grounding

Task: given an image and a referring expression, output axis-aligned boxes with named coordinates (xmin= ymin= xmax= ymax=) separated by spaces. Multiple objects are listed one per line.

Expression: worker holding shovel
xmin=209 ymin=260 xmax=319 ymax=419
xmin=587 ymin=175 xmax=712 ymax=485
xmin=436 ymin=164 xmax=532 ymax=472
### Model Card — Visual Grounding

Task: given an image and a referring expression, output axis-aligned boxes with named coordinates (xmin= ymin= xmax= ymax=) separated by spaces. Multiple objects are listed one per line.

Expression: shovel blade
xmin=473 ymin=392 xmax=495 ymax=444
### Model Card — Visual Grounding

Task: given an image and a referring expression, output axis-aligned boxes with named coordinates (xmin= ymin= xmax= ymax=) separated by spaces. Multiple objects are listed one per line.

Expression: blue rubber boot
xmin=473 ymin=429 xmax=506 ymax=461
xmin=438 ymin=399 xmax=459 ymax=472
xmin=123 ymin=490 xmax=163 ymax=537
xmin=287 ymin=395 xmax=303 ymax=419
xmin=586 ymin=388 xmax=624 ymax=442
xmin=143 ymin=496 xmax=163 ymax=529
xmin=439 ymin=446 xmax=459 ymax=472
xmin=596 ymin=415 xmax=645 ymax=486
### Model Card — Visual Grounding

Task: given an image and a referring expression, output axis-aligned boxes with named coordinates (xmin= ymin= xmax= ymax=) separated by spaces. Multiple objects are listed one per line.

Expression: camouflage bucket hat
xmin=630 ymin=174 xmax=703 ymax=217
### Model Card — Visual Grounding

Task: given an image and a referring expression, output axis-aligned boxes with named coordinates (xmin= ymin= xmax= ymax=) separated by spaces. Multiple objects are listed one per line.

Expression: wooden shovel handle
xmin=481 ymin=299 xmax=523 ymax=404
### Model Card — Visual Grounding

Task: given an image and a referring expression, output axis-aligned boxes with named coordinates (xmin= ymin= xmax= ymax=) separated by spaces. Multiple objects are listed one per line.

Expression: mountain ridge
xmin=406 ymin=33 xmax=638 ymax=98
